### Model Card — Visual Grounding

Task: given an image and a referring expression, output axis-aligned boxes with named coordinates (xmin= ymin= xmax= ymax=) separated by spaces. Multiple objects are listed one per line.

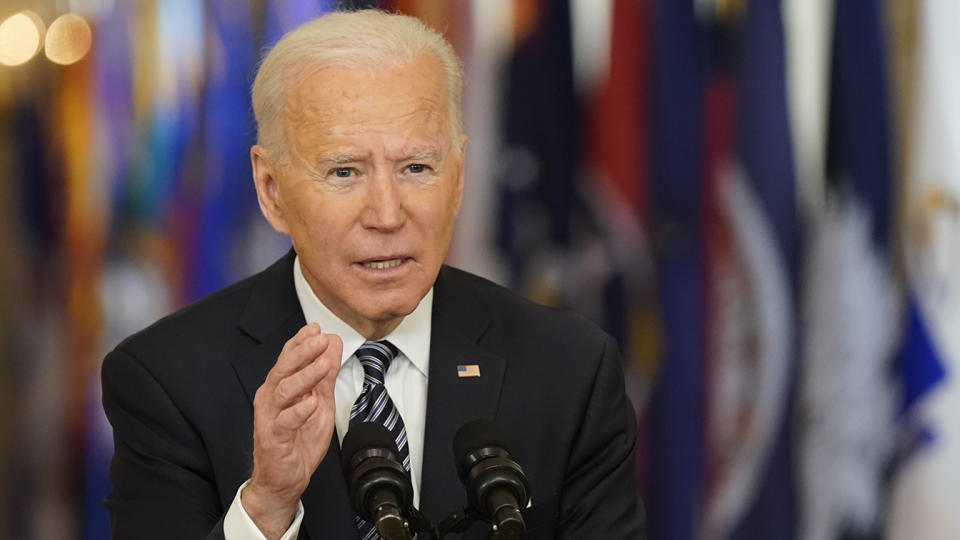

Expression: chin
xmin=371 ymin=301 xmax=419 ymax=321
xmin=363 ymin=290 xmax=425 ymax=321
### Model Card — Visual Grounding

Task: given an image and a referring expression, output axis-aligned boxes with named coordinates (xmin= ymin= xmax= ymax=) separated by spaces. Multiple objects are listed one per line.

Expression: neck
xmin=352 ymin=317 xmax=404 ymax=341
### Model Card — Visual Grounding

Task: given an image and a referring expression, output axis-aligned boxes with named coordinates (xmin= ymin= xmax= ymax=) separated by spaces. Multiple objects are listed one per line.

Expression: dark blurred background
xmin=2 ymin=0 xmax=957 ymax=539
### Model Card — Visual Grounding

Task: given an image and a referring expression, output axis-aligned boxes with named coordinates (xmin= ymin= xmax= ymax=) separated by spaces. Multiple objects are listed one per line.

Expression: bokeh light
xmin=45 ymin=13 xmax=92 ymax=66
xmin=0 ymin=10 xmax=45 ymax=67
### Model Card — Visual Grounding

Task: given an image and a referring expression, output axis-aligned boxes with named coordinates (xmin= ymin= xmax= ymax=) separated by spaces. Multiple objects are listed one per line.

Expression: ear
xmin=251 ymin=145 xmax=291 ymax=236
xmin=452 ymin=134 xmax=467 ymax=215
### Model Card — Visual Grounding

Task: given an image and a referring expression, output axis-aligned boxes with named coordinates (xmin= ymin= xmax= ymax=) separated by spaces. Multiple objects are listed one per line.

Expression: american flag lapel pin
xmin=457 ymin=364 xmax=481 ymax=378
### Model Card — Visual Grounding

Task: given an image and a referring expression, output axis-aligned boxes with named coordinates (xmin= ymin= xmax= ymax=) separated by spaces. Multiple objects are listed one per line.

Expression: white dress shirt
xmin=224 ymin=255 xmax=432 ymax=539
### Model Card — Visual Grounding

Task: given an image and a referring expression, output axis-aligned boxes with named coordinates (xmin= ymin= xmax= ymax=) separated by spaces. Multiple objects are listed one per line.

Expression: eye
xmin=332 ymin=167 xmax=354 ymax=178
xmin=406 ymin=163 xmax=428 ymax=174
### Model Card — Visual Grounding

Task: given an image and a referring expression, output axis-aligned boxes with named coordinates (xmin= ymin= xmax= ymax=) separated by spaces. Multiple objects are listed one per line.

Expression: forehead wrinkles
xmin=279 ymin=57 xmax=451 ymax=155
xmin=283 ymin=82 xmax=450 ymax=162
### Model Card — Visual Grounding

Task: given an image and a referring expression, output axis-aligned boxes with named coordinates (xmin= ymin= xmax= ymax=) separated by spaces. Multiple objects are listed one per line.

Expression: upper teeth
xmin=365 ymin=259 xmax=403 ymax=270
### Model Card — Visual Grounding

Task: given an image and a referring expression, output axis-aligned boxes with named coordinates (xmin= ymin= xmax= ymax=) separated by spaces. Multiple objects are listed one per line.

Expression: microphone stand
xmin=404 ymin=506 xmax=439 ymax=540
xmin=407 ymin=505 xmax=526 ymax=539
xmin=435 ymin=506 xmax=523 ymax=540
xmin=435 ymin=506 xmax=478 ymax=538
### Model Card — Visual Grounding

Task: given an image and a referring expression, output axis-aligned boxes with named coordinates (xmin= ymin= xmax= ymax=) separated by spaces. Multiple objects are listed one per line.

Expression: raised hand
xmin=242 ymin=323 xmax=342 ymax=539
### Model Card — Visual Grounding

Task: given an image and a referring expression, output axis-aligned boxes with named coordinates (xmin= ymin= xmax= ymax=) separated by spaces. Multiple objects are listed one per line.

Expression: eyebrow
xmin=317 ymin=154 xmax=365 ymax=166
xmin=404 ymin=149 xmax=441 ymax=162
xmin=314 ymin=148 xmax=443 ymax=167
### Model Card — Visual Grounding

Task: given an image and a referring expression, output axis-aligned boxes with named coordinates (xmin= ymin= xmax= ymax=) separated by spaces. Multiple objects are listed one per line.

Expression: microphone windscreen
xmin=453 ymin=419 xmax=514 ymax=475
xmin=341 ymin=421 xmax=399 ymax=469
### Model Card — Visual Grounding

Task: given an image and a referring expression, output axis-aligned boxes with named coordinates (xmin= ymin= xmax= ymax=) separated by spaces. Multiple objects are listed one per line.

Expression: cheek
xmin=421 ymin=198 xmax=460 ymax=252
xmin=288 ymin=187 xmax=355 ymax=232
xmin=410 ymin=189 xmax=458 ymax=226
xmin=285 ymin=198 xmax=341 ymax=252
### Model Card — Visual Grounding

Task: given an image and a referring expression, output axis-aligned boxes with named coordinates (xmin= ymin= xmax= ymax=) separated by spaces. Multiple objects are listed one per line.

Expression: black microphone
xmin=453 ymin=419 xmax=531 ymax=539
xmin=342 ymin=422 xmax=414 ymax=540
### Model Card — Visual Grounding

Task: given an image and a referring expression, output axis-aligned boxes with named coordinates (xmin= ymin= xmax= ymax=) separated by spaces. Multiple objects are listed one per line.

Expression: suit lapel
xmin=419 ymin=267 xmax=505 ymax=524
xmin=231 ymin=312 xmax=303 ymax=404
xmin=231 ymin=250 xmax=304 ymax=405
xmin=229 ymin=251 xmax=358 ymax=539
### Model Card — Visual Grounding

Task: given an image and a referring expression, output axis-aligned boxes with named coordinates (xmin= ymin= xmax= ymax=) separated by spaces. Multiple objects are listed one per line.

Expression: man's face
xmin=252 ymin=53 xmax=464 ymax=338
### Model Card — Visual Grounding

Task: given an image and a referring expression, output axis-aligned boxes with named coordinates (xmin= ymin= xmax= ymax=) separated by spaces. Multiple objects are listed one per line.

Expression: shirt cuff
xmin=224 ymin=479 xmax=304 ymax=540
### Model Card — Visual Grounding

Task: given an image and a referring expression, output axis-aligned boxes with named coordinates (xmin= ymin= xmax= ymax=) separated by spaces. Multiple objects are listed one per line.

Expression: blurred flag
xmin=887 ymin=0 xmax=960 ymax=538
xmin=134 ymin=0 xmax=204 ymax=228
xmin=782 ymin=0 xmax=832 ymax=221
xmin=493 ymin=0 xmax=647 ymax=343
xmin=52 ymin=11 xmax=108 ymax=540
xmin=646 ymin=0 xmax=797 ymax=538
xmin=447 ymin=0 xmax=509 ymax=282
xmin=83 ymin=5 xmax=138 ymax=539
xmin=574 ymin=0 xmax=656 ymax=494
xmin=700 ymin=1 xmax=797 ymax=539
xmin=264 ymin=0 xmax=335 ymax=46
xmin=795 ymin=1 xmax=900 ymax=540
xmin=578 ymin=0 xmax=655 ymax=381
xmin=495 ymin=0 xmax=580 ymax=293
xmin=644 ymin=0 xmax=707 ymax=537
xmin=183 ymin=0 xmax=257 ymax=300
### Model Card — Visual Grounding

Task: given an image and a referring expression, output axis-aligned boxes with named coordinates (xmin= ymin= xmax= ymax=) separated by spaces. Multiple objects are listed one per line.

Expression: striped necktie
xmin=350 ymin=340 xmax=409 ymax=539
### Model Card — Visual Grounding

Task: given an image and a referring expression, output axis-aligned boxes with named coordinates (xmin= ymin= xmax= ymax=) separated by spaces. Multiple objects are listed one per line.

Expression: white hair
xmin=251 ymin=9 xmax=464 ymax=163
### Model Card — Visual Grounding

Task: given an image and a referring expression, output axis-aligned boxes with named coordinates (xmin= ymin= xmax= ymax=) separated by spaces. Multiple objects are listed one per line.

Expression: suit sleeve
xmin=558 ymin=334 xmax=645 ymax=539
xmin=101 ymin=345 xmax=227 ymax=540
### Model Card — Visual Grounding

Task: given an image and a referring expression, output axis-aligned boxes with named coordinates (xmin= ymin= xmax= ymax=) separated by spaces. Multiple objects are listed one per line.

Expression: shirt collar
xmin=292 ymin=255 xmax=432 ymax=377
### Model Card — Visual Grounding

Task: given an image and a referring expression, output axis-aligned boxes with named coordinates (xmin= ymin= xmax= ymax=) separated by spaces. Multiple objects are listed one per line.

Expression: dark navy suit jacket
xmin=102 ymin=251 xmax=643 ymax=539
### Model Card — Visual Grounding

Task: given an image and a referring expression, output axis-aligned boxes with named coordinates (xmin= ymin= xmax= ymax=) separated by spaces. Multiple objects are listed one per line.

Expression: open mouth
xmin=361 ymin=257 xmax=408 ymax=270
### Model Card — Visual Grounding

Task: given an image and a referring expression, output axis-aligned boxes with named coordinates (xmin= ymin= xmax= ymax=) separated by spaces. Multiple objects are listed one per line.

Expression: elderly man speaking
xmin=102 ymin=9 xmax=642 ymax=540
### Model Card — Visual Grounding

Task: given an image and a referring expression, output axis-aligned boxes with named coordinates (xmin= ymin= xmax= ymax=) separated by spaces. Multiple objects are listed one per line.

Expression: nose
xmin=360 ymin=171 xmax=405 ymax=231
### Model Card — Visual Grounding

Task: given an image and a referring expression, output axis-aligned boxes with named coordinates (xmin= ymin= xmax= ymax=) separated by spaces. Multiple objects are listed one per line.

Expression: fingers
xmin=274 ymin=331 xmax=343 ymax=403
xmin=282 ymin=322 xmax=321 ymax=354
xmin=271 ymin=323 xmax=324 ymax=378
xmin=272 ymin=352 xmax=336 ymax=409
xmin=254 ymin=325 xmax=341 ymax=432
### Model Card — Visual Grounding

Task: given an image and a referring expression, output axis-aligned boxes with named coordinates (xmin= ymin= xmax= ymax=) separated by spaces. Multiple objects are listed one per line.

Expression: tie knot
xmin=355 ymin=340 xmax=398 ymax=386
